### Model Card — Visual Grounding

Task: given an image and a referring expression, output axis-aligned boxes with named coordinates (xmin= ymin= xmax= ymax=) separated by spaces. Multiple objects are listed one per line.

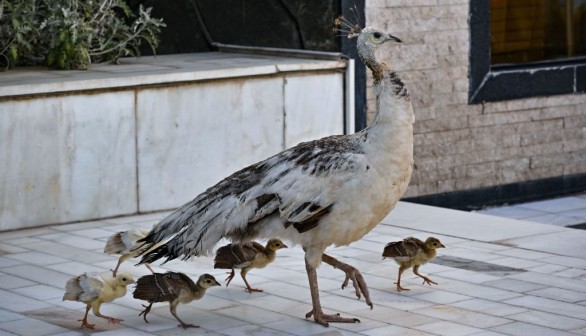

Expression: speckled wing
xmin=214 ymin=242 xmax=264 ymax=269
xmin=63 ymin=273 xmax=104 ymax=302
xmin=138 ymin=134 xmax=367 ymax=264
xmin=382 ymin=237 xmax=424 ymax=262
xmin=133 ymin=272 xmax=195 ymax=303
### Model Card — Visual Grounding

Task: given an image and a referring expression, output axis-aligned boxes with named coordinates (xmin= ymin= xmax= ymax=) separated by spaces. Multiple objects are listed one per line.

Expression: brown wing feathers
xmin=382 ymin=237 xmax=423 ymax=258
xmin=214 ymin=242 xmax=264 ymax=269
xmin=133 ymin=272 xmax=194 ymax=303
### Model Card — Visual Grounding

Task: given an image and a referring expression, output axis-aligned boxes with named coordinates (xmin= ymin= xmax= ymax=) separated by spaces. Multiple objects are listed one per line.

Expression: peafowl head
xmin=335 ymin=15 xmax=401 ymax=67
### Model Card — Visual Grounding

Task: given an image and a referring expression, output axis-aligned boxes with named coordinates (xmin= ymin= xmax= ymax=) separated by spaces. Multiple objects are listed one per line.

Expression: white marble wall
xmin=284 ymin=73 xmax=344 ymax=148
xmin=137 ymin=77 xmax=285 ymax=212
xmin=0 ymin=93 xmax=137 ymax=231
xmin=0 ymin=72 xmax=344 ymax=230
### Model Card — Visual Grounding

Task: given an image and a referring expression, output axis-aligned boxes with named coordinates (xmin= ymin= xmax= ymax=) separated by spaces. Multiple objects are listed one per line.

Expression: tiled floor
xmin=475 ymin=192 xmax=586 ymax=228
xmin=1 ymin=201 xmax=586 ymax=335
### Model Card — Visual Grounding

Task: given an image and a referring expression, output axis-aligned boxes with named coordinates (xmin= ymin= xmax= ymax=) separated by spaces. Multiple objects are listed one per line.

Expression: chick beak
xmin=388 ymin=33 xmax=402 ymax=43
xmin=282 ymin=244 xmax=288 ymax=249
xmin=439 ymin=244 xmax=446 ymax=248
xmin=214 ymin=280 xmax=221 ymax=287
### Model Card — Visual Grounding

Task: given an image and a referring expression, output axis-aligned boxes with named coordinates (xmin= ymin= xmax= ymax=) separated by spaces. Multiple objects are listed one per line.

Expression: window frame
xmin=469 ymin=1 xmax=586 ymax=104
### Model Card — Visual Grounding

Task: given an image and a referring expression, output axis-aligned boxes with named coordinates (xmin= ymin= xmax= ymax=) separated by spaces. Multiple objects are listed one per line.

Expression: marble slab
xmin=0 ymin=93 xmax=137 ymax=230
xmin=136 ymin=77 xmax=285 ymax=211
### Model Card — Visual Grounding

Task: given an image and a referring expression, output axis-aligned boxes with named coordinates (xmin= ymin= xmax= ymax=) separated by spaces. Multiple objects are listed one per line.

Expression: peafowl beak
xmin=213 ymin=279 xmax=221 ymax=287
xmin=388 ymin=34 xmax=402 ymax=43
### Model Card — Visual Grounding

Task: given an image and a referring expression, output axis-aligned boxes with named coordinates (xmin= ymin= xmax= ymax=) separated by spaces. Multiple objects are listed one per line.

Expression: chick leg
xmin=78 ymin=304 xmax=95 ymax=329
xmin=144 ymin=263 xmax=155 ymax=274
xmin=413 ymin=265 xmax=437 ymax=286
xmin=225 ymin=269 xmax=235 ymax=287
xmin=93 ymin=302 xmax=123 ymax=324
xmin=138 ymin=303 xmax=153 ymax=323
xmin=321 ymin=253 xmax=373 ymax=309
xmin=170 ymin=302 xmax=198 ymax=329
xmin=304 ymin=258 xmax=361 ymax=327
xmin=241 ymin=269 xmax=262 ymax=292
xmin=110 ymin=257 xmax=124 ymax=277
xmin=394 ymin=265 xmax=410 ymax=291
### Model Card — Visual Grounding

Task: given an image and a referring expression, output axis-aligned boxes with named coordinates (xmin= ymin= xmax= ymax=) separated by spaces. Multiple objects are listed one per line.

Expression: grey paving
xmin=1 ymin=201 xmax=586 ymax=335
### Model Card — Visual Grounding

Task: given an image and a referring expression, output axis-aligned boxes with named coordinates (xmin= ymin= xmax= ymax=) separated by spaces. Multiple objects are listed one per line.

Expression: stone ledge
xmin=0 ymin=52 xmax=346 ymax=98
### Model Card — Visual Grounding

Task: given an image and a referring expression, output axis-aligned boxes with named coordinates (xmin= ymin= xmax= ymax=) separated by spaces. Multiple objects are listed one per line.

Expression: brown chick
xmin=63 ymin=272 xmax=135 ymax=329
xmin=104 ymin=228 xmax=158 ymax=277
xmin=133 ymin=272 xmax=220 ymax=329
xmin=214 ymin=238 xmax=287 ymax=292
xmin=382 ymin=237 xmax=445 ymax=291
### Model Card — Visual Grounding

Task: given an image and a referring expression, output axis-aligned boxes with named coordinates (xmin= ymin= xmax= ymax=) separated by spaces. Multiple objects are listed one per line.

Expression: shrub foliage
xmin=0 ymin=0 xmax=165 ymax=70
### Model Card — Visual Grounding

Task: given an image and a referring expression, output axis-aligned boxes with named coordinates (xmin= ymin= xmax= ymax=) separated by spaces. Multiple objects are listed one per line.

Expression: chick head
xmin=198 ymin=274 xmax=221 ymax=288
xmin=266 ymin=238 xmax=288 ymax=252
xmin=425 ymin=237 xmax=445 ymax=250
xmin=115 ymin=272 xmax=136 ymax=286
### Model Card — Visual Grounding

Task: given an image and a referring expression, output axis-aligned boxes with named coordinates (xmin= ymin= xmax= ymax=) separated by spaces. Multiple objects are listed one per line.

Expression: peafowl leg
xmin=413 ymin=265 xmax=437 ymax=286
xmin=304 ymin=258 xmax=361 ymax=327
xmin=93 ymin=302 xmax=123 ymax=324
xmin=225 ymin=269 xmax=235 ymax=286
xmin=321 ymin=253 xmax=373 ymax=309
xmin=110 ymin=257 xmax=124 ymax=277
xmin=138 ymin=303 xmax=153 ymax=323
xmin=78 ymin=304 xmax=95 ymax=329
xmin=394 ymin=265 xmax=410 ymax=291
xmin=144 ymin=263 xmax=155 ymax=274
xmin=241 ymin=269 xmax=262 ymax=292
xmin=170 ymin=302 xmax=198 ymax=329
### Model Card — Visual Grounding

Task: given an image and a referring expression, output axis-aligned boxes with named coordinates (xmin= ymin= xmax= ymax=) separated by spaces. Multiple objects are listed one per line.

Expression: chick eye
xmin=122 ymin=277 xmax=127 ymax=281
xmin=206 ymin=280 xmax=211 ymax=283
xmin=373 ymin=32 xmax=382 ymax=39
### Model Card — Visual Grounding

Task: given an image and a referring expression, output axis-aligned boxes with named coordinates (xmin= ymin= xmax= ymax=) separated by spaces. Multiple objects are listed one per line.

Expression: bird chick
xmin=63 ymin=272 xmax=135 ymax=329
xmin=133 ymin=272 xmax=220 ymax=329
xmin=214 ymin=238 xmax=287 ymax=292
xmin=382 ymin=237 xmax=445 ymax=291
xmin=104 ymin=228 xmax=156 ymax=277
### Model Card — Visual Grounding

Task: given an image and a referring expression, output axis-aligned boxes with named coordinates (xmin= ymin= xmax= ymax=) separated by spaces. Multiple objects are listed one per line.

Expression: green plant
xmin=0 ymin=0 xmax=44 ymax=69
xmin=0 ymin=0 xmax=165 ymax=70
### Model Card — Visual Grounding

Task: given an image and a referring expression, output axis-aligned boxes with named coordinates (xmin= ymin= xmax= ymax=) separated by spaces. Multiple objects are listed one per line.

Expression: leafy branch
xmin=0 ymin=0 xmax=165 ymax=70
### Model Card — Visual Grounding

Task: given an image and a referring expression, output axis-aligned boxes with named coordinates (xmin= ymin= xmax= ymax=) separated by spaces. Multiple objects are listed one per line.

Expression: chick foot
xmin=322 ymin=254 xmax=373 ymax=309
xmin=78 ymin=318 xmax=95 ymax=329
xmin=420 ymin=276 xmax=438 ymax=286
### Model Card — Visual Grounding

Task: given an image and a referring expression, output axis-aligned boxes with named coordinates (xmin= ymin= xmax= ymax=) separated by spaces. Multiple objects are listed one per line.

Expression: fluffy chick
xmin=214 ymin=238 xmax=287 ymax=292
xmin=382 ymin=237 xmax=445 ymax=291
xmin=63 ymin=272 xmax=135 ymax=329
xmin=133 ymin=272 xmax=220 ymax=329
xmin=104 ymin=228 xmax=156 ymax=277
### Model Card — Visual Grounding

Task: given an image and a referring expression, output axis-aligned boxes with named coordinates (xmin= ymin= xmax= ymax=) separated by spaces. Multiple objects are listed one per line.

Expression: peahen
xmin=137 ymin=17 xmax=414 ymax=327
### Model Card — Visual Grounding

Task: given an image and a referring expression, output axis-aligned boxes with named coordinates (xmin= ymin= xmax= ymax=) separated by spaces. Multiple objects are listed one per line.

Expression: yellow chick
xmin=63 ymin=272 xmax=135 ymax=329
xmin=214 ymin=238 xmax=287 ymax=292
xmin=382 ymin=237 xmax=445 ymax=291
xmin=104 ymin=228 xmax=155 ymax=277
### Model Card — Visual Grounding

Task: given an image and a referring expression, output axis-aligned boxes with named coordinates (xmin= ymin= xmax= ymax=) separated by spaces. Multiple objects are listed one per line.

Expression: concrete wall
xmin=365 ymin=0 xmax=586 ymax=197
xmin=0 ymin=55 xmax=345 ymax=231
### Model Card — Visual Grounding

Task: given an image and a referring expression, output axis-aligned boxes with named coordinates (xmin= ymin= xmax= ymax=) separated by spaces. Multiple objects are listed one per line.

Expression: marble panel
xmin=284 ymin=73 xmax=344 ymax=148
xmin=0 ymin=93 xmax=137 ymax=230
xmin=137 ymin=77 xmax=285 ymax=211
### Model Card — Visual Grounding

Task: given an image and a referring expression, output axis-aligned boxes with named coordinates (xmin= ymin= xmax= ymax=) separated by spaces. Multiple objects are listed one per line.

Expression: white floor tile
xmin=0 ymin=317 xmax=69 ymax=336
xmin=492 ymin=321 xmax=578 ymax=336
xmin=508 ymin=310 xmax=586 ymax=331
xmin=413 ymin=320 xmax=483 ymax=336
